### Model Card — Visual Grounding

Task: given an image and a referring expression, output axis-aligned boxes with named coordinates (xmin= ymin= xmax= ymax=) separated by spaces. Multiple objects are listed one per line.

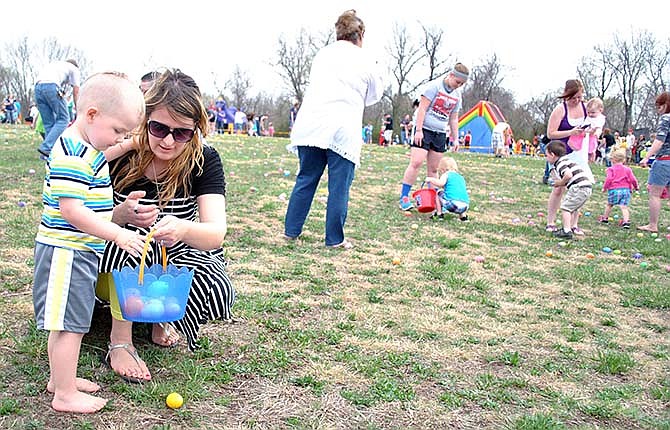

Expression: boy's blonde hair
xmin=439 ymin=156 xmax=459 ymax=173
xmin=610 ymin=149 xmax=626 ymax=163
xmin=586 ymin=97 xmax=604 ymax=111
xmin=77 ymin=71 xmax=145 ymax=120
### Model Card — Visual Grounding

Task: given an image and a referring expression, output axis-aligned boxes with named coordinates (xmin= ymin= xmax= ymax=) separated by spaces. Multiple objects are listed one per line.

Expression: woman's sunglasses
xmin=147 ymin=120 xmax=195 ymax=143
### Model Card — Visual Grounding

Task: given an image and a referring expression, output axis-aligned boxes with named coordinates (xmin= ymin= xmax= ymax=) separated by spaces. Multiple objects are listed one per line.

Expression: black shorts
xmin=415 ymin=128 xmax=447 ymax=153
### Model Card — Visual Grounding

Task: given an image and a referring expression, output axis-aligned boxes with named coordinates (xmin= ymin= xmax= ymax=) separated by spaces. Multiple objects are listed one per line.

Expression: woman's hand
xmin=152 ymin=215 xmax=186 ymax=248
xmin=413 ymin=130 xmax=423 ymax=146
xmin=115 ymin=191 xmax=159 ymax=227
xmin=571 ymin=127 xmax=586 ymax=136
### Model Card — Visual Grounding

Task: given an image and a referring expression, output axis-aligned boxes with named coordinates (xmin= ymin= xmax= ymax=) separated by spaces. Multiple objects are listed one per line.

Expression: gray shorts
xmin=561 ymin=186 xmax=592 ymax=213
xmin=33 ymin=243 xmax=98 ymax=333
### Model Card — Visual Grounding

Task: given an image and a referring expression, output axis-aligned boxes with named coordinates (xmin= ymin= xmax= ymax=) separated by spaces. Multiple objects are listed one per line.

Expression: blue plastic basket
xmin=112 ymin=233 xmax=194 ymax=323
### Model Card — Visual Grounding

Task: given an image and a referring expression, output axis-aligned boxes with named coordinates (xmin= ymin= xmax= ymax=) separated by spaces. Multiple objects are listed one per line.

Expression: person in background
xmin=284 ymin=9 xmax=384 ymax=249
xmin=625 ymin=128 xmax=636 ymax=162
xmin=598 ymin=149 xmax=638 ymax=229
xmin=35 ymin=59 xmax=81 ymax=158
xmin=3 ymin=94 xmax=17 ymax=124
xmin=33 ymin=72 xmax=145 ymax=413
xmin=383 ymin=113 xmax=393 ymax=146
xmin=398 ymin=63 xmax=469 ymax=210
xmin=289 ymin=101 xmax=299 ymax=132
xmin=463 ymin=130 xmax=472 ymax=150
xmin=601 ymin=128 xmax=616 ymax=167
xmin=638 ymin=92 xmax=670 ymax=233
xmin=400 ymin=114 xmax=411 ymax=145
xmin=97 ymin=69 xmax=236 ymax=383
xmin=544 ymin=79 xmax=588 ymax=235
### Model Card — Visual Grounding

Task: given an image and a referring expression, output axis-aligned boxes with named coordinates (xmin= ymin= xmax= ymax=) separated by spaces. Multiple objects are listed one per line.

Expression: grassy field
xmin=0 ymin=123 xmax=669 ymax=430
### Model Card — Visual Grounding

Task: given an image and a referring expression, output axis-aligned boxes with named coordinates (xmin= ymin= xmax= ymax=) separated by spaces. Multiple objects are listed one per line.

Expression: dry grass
xmin=0 ymin=125 xmax=669 ymax=430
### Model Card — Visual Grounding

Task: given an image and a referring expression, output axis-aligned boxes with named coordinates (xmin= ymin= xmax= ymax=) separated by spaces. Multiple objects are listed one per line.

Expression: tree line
xmin=1 ymin=27 xmax=668 ymax=140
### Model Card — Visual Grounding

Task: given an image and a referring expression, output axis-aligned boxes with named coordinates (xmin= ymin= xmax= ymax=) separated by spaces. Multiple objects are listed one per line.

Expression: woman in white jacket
xmin=284 ymin=9 xmax=384 ymax=249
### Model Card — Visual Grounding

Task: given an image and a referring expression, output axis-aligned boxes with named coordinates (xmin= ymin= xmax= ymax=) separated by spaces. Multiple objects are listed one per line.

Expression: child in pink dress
xmin=598 ymin=149 xmax=639 ymax=228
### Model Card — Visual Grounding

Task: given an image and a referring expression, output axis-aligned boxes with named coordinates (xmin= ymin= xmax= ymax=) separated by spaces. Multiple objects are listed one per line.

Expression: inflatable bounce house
xmin=458 ymin=101 xmax=508 ymax=153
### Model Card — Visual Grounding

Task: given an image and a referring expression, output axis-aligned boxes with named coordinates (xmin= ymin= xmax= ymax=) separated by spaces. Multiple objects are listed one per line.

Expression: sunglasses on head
xmin=147 ymin=120 xmax=195 ymax=143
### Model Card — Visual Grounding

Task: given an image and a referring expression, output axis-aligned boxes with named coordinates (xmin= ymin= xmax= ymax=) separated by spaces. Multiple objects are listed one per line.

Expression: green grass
xmin=1 ymin=124 xmax=669 ymax=429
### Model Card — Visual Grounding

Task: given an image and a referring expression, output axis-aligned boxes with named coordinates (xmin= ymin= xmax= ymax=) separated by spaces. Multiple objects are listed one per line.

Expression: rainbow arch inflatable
xmin=458 ymin=101 xmax=508 ymax=153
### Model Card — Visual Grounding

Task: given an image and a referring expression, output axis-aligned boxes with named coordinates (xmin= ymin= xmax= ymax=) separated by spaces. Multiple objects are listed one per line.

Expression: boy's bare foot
xmin=105 ymin=344 xmax=151 ymax=382
xmin=152 ymin=323 xmax=180 ymax=347
xmin=47 ymin=377 xmax=100 ymax=393
xmin=51 ymin=390 xmax=108 ymax=413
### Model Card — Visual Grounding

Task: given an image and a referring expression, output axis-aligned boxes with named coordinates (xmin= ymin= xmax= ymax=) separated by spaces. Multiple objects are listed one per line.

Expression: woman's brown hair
xmin=335 ymin=9 xmax=365 ymax=43
xmin=655 ymin=92 xmax=670 ymax=114
xmin=113 ymin=69 xmax=208 ymax=207
xmin=559 ymin=79 xmax=584 ymax=100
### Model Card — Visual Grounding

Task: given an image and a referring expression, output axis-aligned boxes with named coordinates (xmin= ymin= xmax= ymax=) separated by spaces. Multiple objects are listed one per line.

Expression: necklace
xmin=150 ymin=159 xmax=163 ymax=206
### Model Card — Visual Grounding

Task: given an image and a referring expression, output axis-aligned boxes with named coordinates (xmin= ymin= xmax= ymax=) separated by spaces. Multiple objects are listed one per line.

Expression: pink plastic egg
xmin=123 ymin=296 xmax=144 ymax=318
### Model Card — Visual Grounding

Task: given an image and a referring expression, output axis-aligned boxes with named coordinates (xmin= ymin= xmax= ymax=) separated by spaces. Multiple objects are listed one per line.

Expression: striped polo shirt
xmin=555 ymin=156 xmax=594 ymax=189
xmin=36 ymin=136 xmax=113 ymax=254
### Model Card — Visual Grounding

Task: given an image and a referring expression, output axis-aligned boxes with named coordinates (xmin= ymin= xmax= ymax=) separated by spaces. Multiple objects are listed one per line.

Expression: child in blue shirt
xmin=425 ymin=156 xmax=470 ymax=221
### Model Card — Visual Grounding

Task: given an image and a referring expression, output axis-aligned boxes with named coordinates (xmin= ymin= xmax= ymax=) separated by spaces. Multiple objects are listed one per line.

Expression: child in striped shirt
xmin=545 ymin=140 xmax=594 ymax=239
xmin=33 ymin=72 xmax=146 ymax=413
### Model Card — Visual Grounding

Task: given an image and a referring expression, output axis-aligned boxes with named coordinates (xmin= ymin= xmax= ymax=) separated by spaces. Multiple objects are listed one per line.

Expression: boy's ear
xmin=85 ymin=106 xmax=100 ymax=122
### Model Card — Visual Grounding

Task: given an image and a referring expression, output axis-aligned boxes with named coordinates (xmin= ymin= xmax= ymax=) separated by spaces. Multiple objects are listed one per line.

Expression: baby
xmin=568 ymin=97 xmax=605 ymax=163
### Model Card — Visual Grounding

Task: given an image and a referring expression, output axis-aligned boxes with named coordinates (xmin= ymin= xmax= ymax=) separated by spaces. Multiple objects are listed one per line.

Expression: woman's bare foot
xmin=636 ymin=224 xmax=658 ymax=233
xmin=106 ymin=344 xmax=151 ymax=382
xmin=47 ymin=377 xmax=100 ymax=394
xmin=51 ymin=390 xmax=108 ymax=413
xmin=152 ymin=323 xmax=180 ymax=347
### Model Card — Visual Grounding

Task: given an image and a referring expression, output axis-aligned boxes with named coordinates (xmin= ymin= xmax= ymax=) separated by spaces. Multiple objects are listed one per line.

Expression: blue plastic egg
xmin=146 ymin=281 xmax=169 ymax=298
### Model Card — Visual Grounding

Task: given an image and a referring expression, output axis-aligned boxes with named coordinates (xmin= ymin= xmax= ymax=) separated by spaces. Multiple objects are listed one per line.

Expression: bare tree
xmin=420 ymin=24 xmax=450 ymax=82
xmin=523 ymin=91 xmax=556 ymax=129
xmin=274 ymin=29 xmax=319 ymax=105
xmin=644 ymin=38 xmax=670 ymax=95
xmin=225 ymin=66 xmax=251 ymax=110
xmin=597 ymin=30 xmax=654 ymax=131
xmin=387 ymin=23 xmax=425 ymax=99
xmin=386 ymin=23 xmax=426 ymax=135
xmin=3 ymin=37 xmax=35 ymax=117
xmin=462 ymin=53 xmax=507 ymax=108
xmin=577 ymin=51 xmax=615 ymax=100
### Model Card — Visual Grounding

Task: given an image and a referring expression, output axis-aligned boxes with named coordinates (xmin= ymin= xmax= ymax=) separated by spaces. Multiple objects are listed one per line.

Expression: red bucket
xmin=412 ymin=187 xmax=437 ymax=213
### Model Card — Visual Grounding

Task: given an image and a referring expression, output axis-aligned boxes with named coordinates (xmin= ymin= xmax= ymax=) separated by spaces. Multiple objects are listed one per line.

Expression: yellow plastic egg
xmin=166 ymin=392 xmax=184 ymax=409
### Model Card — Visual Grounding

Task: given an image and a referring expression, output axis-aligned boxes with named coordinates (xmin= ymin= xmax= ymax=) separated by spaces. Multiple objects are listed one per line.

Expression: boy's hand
xmin=113 ymin=229 xmax=145 ymax=257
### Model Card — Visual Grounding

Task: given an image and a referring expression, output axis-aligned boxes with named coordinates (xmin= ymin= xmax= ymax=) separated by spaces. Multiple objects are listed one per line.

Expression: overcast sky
xmin=5 ymin=0 xmax=668 ymax=104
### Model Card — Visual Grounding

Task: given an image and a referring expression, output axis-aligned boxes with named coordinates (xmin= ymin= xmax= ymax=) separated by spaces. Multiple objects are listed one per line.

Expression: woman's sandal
xmin=103 ymin=343 xmax=149 ymax=384
xmin=151 ymin=322 xmax=180 ymax=348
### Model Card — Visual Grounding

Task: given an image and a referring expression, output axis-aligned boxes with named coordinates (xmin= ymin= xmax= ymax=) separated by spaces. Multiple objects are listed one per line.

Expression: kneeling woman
xmin=99 ymin=69 xmax=235 ymax=382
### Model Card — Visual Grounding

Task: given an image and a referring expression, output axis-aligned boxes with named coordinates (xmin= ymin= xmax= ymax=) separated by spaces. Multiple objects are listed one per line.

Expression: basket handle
xmin=138 ymin=229 xmax=167 ymax=285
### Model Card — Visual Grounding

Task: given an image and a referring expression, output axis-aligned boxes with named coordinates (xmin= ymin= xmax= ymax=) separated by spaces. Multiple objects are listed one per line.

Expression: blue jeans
xmin=35 ymin=83 xmax=69 ymax=154
xmin=543 ymin=160 xmax=550 ymax=181
xmin=284 ymin=147 xmax=355 ymax=246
